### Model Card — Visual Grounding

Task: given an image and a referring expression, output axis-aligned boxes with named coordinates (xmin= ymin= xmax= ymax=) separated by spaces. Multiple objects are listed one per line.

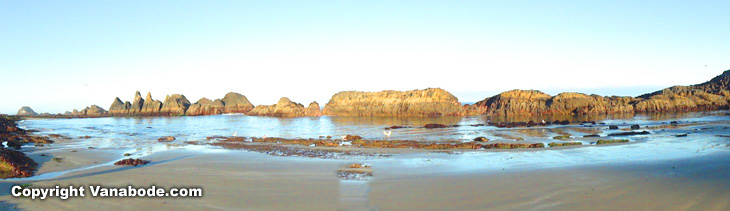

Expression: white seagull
xmin=383 ymin=130 xmax=392 ymax=138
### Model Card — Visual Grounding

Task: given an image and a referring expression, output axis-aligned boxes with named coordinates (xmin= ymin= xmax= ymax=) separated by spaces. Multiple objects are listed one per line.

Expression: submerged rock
xmin=424 ymin=123 xmax=449 ymax=129
xmin=337 ymin=164 xmax=373 ymax=180
xmin=323 ymin=88 xmax=463 ymax=116
xmin=157 ymin=136 xmax=176 ymax=142
xmin=473 ymin=137 xmax=488 ymax=142
xmin=114 ymin=158 xmax=150 ymax=166
xmin=607 ymin=131 xmax=650 ymax=136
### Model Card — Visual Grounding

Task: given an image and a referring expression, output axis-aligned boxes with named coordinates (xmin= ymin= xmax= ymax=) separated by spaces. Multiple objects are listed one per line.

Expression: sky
xmin=1 ymin=0 xmax=729 ymax=114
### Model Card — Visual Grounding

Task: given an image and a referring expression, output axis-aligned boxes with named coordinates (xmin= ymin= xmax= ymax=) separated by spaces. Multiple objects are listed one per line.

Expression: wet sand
xmin=369 ymin=152 xmax=730 ymax=210
xmin=0 ymin=147 xmax=728 ymax=210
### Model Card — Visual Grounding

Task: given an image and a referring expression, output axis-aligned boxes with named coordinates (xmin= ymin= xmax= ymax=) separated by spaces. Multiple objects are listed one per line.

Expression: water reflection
xmin=328 ymin=116 xmax=464 ymax=127
xmin=18 ymin=111 xmax=730 ymax=145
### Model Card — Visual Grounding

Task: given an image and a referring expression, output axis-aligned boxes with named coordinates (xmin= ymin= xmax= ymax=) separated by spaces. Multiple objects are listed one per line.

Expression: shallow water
xmin=21 ymin=111 xmax=730 ymax=142
xmin=12 ymin=111 xmax=730 ymax=180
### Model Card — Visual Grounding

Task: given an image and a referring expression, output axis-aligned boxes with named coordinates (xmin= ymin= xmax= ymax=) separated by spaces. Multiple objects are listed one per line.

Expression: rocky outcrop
xmin=94 ymin=91 xmax=252 ymax=117
xmin=129 ymin=91 xmax=144 ymax=113
xmin=477 ymin=90 xmax=551 ymax=116
xmin=0 ymin=148 xmax=38 ymax=178
xmin=476 ymin=90 xmax=636 ymax=116
xmin=141 ymin=92 xmax=163 ymax=115
xmin=546 ymin=93 xmax=635 ymax=115
xmin=16 ymin=106 xmax=37 ymax=116
xmin=473 ymin=70 xmax=730 ymax=116
xmin=305 ymin=101 xmax=321 ymax=116
xmin=462 ymin=104 xmax=487 ymax=116
xmin=248 ymin=97 xmax=319 ymax=117
xmin=691 ymin=69 xmax=730 ymax=94
xmin=186 ymin=98 xmax=225 ymax=116
xmin=634 ymin=86 xmax=728 ymax=112
xmin=633 ymin=69 xmax=730 ymax=112
xmin=109 ymin=97 xmax=129 ymax=115
xmin=221 ymin=92 xmax=254 ymax=114
xmin=159 ymin=94 xmax=191 ymax=116
xmin=79 ymin=105 xmax=108 ymax=116
xmin=47 ymin=69 xmax=730 ymax=118
xmin=0 ymin=116 xmax=41 ymax=178
xmin=322 ymin=88 xmax=464 ymax=116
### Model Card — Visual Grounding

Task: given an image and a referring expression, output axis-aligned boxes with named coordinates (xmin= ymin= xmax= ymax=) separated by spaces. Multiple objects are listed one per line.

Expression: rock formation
xmin=462 ymin=104 xmax=487 ymax=116
xmin=82 ymin=105 xmax=107 ymax=116
xmin=546 ymin=93 xmax=635 ymax=115
xmin=0 ymin=148 xmax=38 ymax=178
xmin=476 ymin=90 xmax=636 ymax=116
xmin=109 ymin=97 xmax=130 ymax=115
xmin=186 ymin=98 xmax=225 ymax=116
xmin=473 ymin=70 xmax=730 ymax=116
xmin=635 ymin=85 xmax=730 ymax=113
xmin=221 ymin=92 xmax=254 ymax=113
xmin=97 ymin=91 xmax=253 ymax=117
xmin=129 ymin=91 xmax=144 ymax=113
xmin=305 ymin=101 xmax=321 ymax=116
xmin=68 ymin=105 xmax=108 ymax=117
xmin=629 ymin=70 xmax=730 ymax=113
xmin=16 ymin=106 xmax=37 ymax=116
xmin=322 ymin=88 xmax=464 ymax=116
xmin=0 ymin=116 xmax=41 ymax=178
xmin=159 ymin=94 xmax=191 ymax=116
xmin=477 ymin=90 xmax=551 ymax=116
xmin=46 ymin=69 xmax=730 ymax=118
xmin=248 ymin=97 xmax=319 ymax=117
xmin=141 ymin=92 xmax=163 ymax=115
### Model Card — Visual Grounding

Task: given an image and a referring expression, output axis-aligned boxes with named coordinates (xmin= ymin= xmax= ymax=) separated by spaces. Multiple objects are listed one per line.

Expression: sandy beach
xmin=1 ymin=146 xmax=728 ymax=210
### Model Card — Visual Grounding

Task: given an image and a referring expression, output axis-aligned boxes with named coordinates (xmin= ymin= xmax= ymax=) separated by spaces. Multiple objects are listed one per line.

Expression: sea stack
xmin=159 ymin=94 xmax=191 ymax=116
xmin=248 ymin=97 xmax=319 ymax=117
xmin=305 ymin=101 xmax=321 ymax=116
xmin=141 ymin=92 xmax=163 ymax=115
xmin=129 ymin=91 xmax=145 ymax=113
xmin=221 ymin=92 xmax=255 ymax=114
xmin=475 ymin=90 xmax=637 ymax=116
xmin=322 ymin=88 xmax=464 ymax=116
xmin=109 ymin=97 xmax=130 ymax=115
xmin=477 ymin=90 xmax=551 ymax=116
xmin=16 ymin=106 xmax=38 ymax=116
xmin=186 ymin=98 xmax=225 ymax=116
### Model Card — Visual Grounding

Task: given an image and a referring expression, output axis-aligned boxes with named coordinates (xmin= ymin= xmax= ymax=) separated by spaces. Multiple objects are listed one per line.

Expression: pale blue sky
xmin=2 ymin=1 xmax=729 ymax=114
